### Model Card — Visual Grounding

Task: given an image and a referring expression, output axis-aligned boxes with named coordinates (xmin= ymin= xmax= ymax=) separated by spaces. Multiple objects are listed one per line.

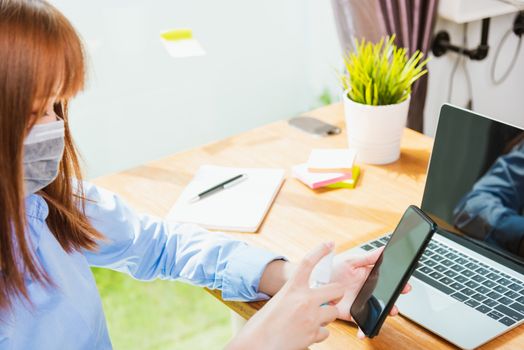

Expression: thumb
xmin=294 ymin=242 xmax=334 ymax=285
xmin=349 ymin=247 xmax=384 ymax=268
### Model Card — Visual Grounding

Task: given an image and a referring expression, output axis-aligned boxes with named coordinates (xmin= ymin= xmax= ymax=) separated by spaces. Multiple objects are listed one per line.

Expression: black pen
xmin=189 ymin=174 xmax=248 ymax=203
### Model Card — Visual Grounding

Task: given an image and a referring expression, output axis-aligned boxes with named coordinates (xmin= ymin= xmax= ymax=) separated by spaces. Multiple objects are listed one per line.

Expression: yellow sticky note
xmin=326 ymin=166 xmax=360 ymax=189
xmin=160 ymin=28 xmax=193 ymax=41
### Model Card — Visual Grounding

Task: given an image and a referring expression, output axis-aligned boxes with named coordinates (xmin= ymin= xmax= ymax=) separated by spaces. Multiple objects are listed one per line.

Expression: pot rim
xmin=343 ymin=89 xmax=411 ymax=109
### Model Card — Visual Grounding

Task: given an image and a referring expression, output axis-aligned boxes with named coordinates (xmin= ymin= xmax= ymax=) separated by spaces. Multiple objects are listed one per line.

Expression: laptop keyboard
xmin=360 ymin=235 xmax=524 ymax=327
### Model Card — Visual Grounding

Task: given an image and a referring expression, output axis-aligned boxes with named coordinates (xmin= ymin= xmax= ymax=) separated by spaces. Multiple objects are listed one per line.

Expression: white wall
xmin=303 ymin=1 xmax=343 ymax=107
xmin=51 ymin=1 xmax=524 ymax=178
xmin=52 ymin=0 xmax=316 ymax=178
xmin=425 ymin=14 xmax=524 ymax=136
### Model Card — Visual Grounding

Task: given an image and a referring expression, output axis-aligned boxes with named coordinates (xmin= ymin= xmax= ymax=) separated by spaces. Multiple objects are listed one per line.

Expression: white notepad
xmin=166 ymin=165 xmax=285 ymax=232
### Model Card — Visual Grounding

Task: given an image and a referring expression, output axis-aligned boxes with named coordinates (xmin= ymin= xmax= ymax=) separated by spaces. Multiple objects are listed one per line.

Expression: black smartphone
xmin=350 ymin=205 xmax=436 ymax=338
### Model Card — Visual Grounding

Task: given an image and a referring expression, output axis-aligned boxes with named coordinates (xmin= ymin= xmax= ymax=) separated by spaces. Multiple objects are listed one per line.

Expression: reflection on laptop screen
xmin=421 ymin=104 xmax=524 ymax=259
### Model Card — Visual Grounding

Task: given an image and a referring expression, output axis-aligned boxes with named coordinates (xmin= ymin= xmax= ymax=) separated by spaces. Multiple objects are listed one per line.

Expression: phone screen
xmin=350 ymin=206 xmax=435 ymax=337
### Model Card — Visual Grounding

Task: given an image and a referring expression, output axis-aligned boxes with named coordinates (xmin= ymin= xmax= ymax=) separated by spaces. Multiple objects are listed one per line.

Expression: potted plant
xmin=340 ymin=36 xmax=428 ymax=164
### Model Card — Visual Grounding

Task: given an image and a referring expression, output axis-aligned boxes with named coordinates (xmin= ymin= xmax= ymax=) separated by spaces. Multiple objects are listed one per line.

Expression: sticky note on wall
xmin=160 ymin=28 xmax=206 ymax=58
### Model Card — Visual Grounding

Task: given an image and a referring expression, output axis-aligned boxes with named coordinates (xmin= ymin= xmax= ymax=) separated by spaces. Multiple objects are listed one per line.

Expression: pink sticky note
xmin=292 ymin=163 xmax=352 ymax=189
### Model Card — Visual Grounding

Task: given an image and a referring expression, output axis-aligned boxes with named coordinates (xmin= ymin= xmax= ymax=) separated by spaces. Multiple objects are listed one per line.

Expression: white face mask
xmin=23 ymin=120 xmax=65 ymax=195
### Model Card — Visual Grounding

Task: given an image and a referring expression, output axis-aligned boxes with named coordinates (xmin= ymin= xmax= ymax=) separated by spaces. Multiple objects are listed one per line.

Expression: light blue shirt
xmin=0 ymin=182 xmax=282 ymax=349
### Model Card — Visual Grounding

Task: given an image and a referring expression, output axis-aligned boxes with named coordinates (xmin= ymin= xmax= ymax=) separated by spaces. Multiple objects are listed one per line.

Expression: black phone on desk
xmin=350 ymin=205 xmax=436 ymax=338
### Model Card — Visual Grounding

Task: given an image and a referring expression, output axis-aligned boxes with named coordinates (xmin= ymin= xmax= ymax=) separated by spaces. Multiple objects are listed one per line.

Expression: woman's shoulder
xmin=25 ymin=194 xmax=49 ymax=221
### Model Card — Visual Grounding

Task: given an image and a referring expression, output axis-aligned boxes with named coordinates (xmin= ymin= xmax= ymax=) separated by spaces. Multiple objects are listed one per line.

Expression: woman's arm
xmin=81 ymin=182 xmax=285 ymax=301
xmin=258 ymin=259 xmax=295 ymax=296
xmin=227 ymin=243 xmax=344 ymax=350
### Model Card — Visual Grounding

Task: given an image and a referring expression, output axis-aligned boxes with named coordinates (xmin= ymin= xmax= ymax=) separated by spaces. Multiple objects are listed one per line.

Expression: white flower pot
xmin=343 ymin=90 xmax=410 ymax=165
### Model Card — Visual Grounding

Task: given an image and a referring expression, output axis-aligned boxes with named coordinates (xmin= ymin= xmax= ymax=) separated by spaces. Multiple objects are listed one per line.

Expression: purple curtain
xmin=331 ymin=0 xmax=439 ymax=132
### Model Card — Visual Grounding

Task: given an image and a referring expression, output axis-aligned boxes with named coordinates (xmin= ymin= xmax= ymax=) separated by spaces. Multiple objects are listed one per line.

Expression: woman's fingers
xmin=295 ymin=242 xmax=334 ymax=285
xmin=389 ymin=305 xmax=399 ymax=316
xmin=357 ymin=327 xmax=366 ymax=339
xmin=401 ymin=283 xmax=412 ymax=294
xmin=318 ymin=305 xmax=339 ymax=325
xmin=314 ymin=327 xmax=330 ymax=343
xmin=348 ymin=247 xmax=384 ymax=268
xmin=313 ymin=282 xmax=345 ymax=304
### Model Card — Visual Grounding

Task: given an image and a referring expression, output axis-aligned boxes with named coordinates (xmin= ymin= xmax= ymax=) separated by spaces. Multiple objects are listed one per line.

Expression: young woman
xmin=0 ymin=1 xmax=409 ymax=349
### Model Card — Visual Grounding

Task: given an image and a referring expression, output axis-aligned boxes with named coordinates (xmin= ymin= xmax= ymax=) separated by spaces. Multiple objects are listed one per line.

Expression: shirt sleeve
xmin=453 ymin=143 xmax=524 ymax=255
xmin=80 ymin=182 xmax=285 ymax=301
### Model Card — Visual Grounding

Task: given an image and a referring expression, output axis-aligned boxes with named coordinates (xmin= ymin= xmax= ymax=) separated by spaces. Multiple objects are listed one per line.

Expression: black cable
xmin=463 ymin=23 xmax=473 ymax=110
xmin=447 ymin=44 xmax=461 ymax=102
xmin=490 ymin=11 xmax=524 ymax=85
xmin=490 ymin=29 xmax=523 ymax=85
xmin=448 ymin=23 xmax=474 ymax=109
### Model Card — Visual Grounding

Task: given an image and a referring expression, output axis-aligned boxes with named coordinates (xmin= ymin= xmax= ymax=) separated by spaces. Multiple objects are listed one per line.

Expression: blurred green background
xmin=93 ymin=268 xmax=232 ymax=349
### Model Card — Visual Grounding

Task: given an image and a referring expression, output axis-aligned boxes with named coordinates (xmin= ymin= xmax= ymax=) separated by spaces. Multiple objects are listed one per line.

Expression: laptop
xmin=337 ymin=104 xmax=524 ymax=349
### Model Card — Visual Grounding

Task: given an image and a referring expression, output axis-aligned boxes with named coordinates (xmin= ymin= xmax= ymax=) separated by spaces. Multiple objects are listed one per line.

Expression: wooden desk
xmin=94 ymin=103 xmax=523 ymax=349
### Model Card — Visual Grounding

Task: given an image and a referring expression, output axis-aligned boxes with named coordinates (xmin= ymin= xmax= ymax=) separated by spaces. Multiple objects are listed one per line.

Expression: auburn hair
xmin=0 ymin=0 xmax=104 ymax=311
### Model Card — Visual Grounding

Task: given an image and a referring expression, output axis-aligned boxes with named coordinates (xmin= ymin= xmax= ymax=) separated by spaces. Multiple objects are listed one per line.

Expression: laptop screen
xmin=421 ymin=104 xmax=524 ymax=261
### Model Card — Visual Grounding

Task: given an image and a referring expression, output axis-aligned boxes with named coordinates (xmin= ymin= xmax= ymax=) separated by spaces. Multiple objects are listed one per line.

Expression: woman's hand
xmin=227 ymin=242 xmax=344 ymax=350
xmin=330 ymin=247 xmax=411 ymax=338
